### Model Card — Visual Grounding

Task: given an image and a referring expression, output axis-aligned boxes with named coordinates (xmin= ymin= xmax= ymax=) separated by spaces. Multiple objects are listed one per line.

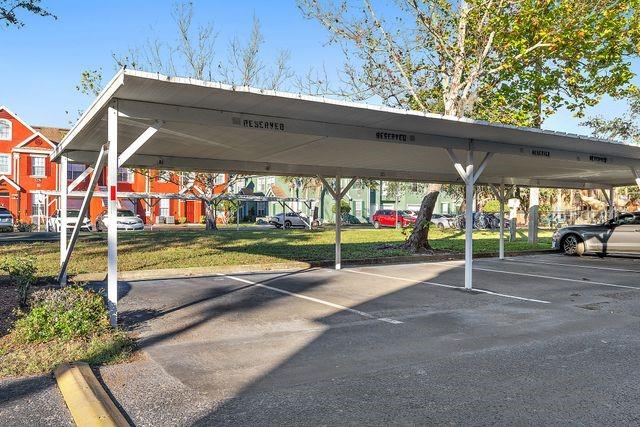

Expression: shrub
xmin=482 ymin=200 xmax=500 ymax=213
xmin=199 ymin=215 xmax=206 ymax=224
xmin=0 ymin=256 xmax=37 ymax=306
xmin=13 ymin=286 xmax=110 ymax=343
xmin=14 ymin=221 xmax=35 ymax=232
xmin=331 ymin=200 xmax=351 ymax=215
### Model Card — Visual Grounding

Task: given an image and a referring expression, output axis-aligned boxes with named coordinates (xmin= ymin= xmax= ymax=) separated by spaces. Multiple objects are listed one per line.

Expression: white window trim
xmin=30 ymin=155 xmax=47 ymax=178
xmin=0 ymin=153 xmax=11 ymax=175
xmin=0 ymin=119 xmax=12 ymax=141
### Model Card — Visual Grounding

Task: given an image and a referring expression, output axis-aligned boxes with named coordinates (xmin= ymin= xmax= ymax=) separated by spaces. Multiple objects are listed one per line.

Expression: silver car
xmin=552 ymin=212 xmax=640 ymax=255
xmin=269 ymin=212 xmax=310 ymax=229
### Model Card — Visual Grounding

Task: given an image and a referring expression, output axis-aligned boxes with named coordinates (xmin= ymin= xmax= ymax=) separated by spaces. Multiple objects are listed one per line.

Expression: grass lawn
xmin=0 ymin=227 xmax=553 ymax=278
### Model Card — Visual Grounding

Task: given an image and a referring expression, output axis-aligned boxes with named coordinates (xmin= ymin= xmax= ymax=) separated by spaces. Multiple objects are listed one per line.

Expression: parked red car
xmin=372 ymin=210 xmax=416 ymax=228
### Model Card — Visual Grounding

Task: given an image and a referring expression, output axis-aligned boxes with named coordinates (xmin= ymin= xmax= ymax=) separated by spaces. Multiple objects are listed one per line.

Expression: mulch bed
xmin=0 ymin=281 xmax=19 ymax=337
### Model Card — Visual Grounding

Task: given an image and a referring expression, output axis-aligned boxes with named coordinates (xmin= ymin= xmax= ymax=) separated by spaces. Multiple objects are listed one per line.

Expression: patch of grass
xmin=0 ymin=331 xmax=132 ymax=378
xmin=0 ymin=286 xmax=134 ymax=378
xmin=0 ymin=227 xmax=553 ymax=278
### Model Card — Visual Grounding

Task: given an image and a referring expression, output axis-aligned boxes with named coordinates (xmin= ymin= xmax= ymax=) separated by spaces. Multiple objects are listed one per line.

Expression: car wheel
xmin=275 ymin=224 xmax=282 ymax=229
xmin=373 ymin=221 xmax=380 ymax=229
xmin=284 ymin=221 xmax=292 ymax=229
xmin=437 ymin=223 xmax=445 ymax=230
xmin=562 ymin=234 xmax=585 ymax=256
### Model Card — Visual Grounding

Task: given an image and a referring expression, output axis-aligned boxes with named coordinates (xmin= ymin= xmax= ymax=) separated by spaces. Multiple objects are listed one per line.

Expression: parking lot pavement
xmin=0 ymin=374 xmax=72 ymax=427
xmin=101 ymin=255 xmax=640 ymax=425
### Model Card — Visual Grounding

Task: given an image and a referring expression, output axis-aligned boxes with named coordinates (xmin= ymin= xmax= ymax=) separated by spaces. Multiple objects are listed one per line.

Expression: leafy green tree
xmin=299 ymin=0 xmax=640 ymax=251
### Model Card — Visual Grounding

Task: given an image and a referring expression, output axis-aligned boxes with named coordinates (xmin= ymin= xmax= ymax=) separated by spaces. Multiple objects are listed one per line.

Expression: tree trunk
xmin=205 ymin=202 xmax=218 ymax=231
xmin=403 ymin=183 xmax=441 ymax=253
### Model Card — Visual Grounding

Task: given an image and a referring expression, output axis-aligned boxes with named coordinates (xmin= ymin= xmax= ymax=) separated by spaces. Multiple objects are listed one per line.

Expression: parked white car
xmin=269 ymin=212 xmax=310 ymax=229
xmin=48 ymin=209 xmax=92 ymax=232
xmin=430 ymin=213 xmax=453 ymax=230
xmin=95 ymin=209 xmax=145 ymax=231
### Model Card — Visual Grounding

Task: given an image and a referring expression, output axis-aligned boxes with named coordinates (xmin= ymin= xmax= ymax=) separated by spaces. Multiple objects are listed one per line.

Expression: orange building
xmin=0 ymin=106 xmax=223 ymax=226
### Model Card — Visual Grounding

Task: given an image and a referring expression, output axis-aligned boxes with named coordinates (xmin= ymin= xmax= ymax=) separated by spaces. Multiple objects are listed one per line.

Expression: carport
xmin=50 ymin=69 xmax=640 ymax=325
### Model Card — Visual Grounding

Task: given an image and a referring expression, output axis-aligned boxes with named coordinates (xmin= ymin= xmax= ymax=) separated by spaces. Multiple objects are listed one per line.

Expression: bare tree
xmin=103 ymin=1 xmax=295 ymax=230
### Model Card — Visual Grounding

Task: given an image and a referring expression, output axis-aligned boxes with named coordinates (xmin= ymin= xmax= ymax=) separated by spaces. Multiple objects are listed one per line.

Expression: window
xmin=0 ymin=154 xmax=10 ymax=174
xmin=441 ymin=202 xmax=450 ymax=214
xmin=160 ymin=199 xmax=170 ymax=217
xmin=68 ymin=163 xmax=86 ymax=180
xmin=31 ymin=156 xmax=45 ymax=177
xmin=0 ymin=119 xmax=11 ymax=140
xmin=214 ymin=174 xmax=225 ymax=185
xmin=31 ymin=193 xmax=45 ymax=217
xmin=117 ymin=168 xmax=134 ymax=183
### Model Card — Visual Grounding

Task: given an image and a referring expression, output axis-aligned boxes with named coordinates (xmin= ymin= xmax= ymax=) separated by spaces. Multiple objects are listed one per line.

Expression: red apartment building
xmin=0 ymin=106 xmax=222 ymax=226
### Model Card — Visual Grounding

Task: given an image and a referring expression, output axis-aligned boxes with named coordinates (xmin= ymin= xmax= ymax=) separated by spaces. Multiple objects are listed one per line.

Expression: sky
xmin=0 ymin=0 xmax=637 ymax=136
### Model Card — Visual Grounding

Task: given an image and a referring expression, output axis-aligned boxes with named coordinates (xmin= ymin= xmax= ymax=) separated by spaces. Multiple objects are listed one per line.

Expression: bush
xmin=0 ymin=256 xmax=37 ymax=306
xmin=200 ymin=215 xmax=206 ymax=224
xmin=14 ymin=221 xmax=35 ymax=232
xmin=331 ymin=200 xmax=351 ymax=215
xmin=482 ymin=200 xmax=500 ymax=213
xmin=13 ymin=286 xmax=110 ymax=343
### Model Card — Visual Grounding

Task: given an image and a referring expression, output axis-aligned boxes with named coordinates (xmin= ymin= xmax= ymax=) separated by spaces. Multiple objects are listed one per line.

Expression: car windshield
xmin=118 ymin=210 xmax=135 ymax=217
xmin=0 ymin=208 xmax=10 ymax=215
xmin=67 ymin=210 xmax=80 ymax=217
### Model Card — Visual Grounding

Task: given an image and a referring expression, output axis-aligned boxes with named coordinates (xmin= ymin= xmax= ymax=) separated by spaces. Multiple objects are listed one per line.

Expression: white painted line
xmin=499 ymin=257 xmax=640 ymax=273
xmin=218 ymin=273 xmax=403 ymax=325
xmin=471 ymin=266 xmax=640 ymax=291
xmin=344 ymin=269 xmax=550 ymax=304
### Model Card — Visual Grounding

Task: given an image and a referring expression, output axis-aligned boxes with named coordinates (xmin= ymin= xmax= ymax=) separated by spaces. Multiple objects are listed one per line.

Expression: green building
xmin=232 ymin=176 xmax=460 ymax=223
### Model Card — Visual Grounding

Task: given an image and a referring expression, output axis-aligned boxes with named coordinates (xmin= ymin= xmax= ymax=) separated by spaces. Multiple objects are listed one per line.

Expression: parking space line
xmin=499 ymin=257 xmax=640 ymax=273
xmin=218 ymin=273 xmax=403 ymax=325
xmin=470 ymin=266 xmax=640 ymax=291
xmin=343 ymin=269 xmax=550 ymax=304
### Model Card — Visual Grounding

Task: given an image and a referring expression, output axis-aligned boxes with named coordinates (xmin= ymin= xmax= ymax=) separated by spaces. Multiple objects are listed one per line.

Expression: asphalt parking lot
xmin=99 ymin=253 xmax=640 ymax=425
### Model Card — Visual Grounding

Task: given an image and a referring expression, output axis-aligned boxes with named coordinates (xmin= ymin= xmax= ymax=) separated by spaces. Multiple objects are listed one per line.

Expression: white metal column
xmin=446 ymin=148 xmax=493 ymax=290
xmin=464 ymin=151 xmax=474 ymax=289
xmin=59 ymin=155 xmax=68 ymax=286
xmin=107 ymin=101 xmax=119 ymax=326
xmin=319 ymin=175 xmax=357 ymax=270
xmin=498 ymin=183 xmax=505 ymax=259
xmin=57 ymin=145 xmax=107 ymax=283
xmin=335 ymin=176 xmax=341 ymax=269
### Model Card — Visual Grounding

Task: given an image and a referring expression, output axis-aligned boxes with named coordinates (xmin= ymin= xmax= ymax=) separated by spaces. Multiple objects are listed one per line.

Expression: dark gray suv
xmin=552 ymin=212 xmax=640 ymax=255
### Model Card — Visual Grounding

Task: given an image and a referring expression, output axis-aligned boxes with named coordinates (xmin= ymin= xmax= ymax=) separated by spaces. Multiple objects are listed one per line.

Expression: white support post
xmin=609 ymin=188 xmax=616 ymax=219
xmin=57 ymin=145 xmax=108 ymax=283
xmin=319 ymin=175 xmax=357 ymax=270
xmin=236 ymin=201 xmax=240 ymax=231
xmin=447 ymin=148 xmax=493 ymax=290
xmin=107 ymin=101 xmax=119 ymax=327
xmin=498 ymin=183 xmax=505 ymax=260
xmin=335 ymin=176 xmax=342 ymax=270
xmin=464 ymin=151 xmax=474 ymax=290
xmin=59 ymin=155 xmax=68 ymax=286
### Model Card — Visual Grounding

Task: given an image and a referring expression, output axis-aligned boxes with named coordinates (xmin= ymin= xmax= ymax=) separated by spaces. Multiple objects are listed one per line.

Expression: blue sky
xmin=1 ymin=0 xmax=637 ymax=135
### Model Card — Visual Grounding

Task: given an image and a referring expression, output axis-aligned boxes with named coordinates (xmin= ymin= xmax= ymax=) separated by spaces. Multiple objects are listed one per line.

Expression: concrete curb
xmin=54 ymin=362 xmax=129 ymax=427
xmin=72 ymin=250 xmax=556 ymax=283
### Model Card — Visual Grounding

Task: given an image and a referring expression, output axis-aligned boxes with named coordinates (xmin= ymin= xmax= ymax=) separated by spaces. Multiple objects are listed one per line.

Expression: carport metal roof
xmin=52 ymin=69 xmax=640 ymax=189
xmin=53 ymin=69 xmax=640 ymax=326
